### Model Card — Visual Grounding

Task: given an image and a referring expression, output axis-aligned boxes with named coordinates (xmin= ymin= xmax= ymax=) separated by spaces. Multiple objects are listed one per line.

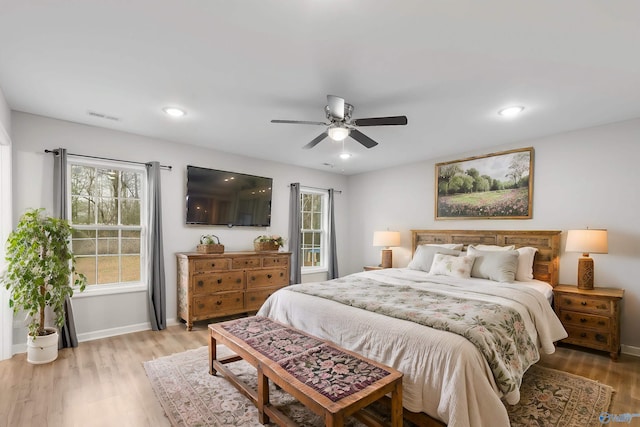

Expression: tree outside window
xmin=69 ymin=162 xmax=145 ymax=286
xmin=300 ymin=189 xmax=327 ymax=269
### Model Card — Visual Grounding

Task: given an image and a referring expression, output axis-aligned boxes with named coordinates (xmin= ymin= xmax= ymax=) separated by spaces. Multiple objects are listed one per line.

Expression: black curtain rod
xmin=290 ymin=184 xmax=342 ymax=194
xmin=44 ymin=149 xmax=172 ymax=170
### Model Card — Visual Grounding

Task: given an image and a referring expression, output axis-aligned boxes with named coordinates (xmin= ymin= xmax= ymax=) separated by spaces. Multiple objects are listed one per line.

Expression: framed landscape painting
xmin=435 ymin=147 xmax=533 ymax=220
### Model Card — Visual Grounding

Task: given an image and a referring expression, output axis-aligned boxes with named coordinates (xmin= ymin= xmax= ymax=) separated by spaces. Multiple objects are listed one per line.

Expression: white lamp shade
xmin=373 ymin=231 xmax=401 ymax=247
xmin=566 ymin=229 xmax=608 ymax=254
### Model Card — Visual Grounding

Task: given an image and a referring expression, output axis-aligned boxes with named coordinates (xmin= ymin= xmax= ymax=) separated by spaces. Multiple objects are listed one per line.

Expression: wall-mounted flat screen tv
xmin=186 ymin=165 xmax=272 ymax=226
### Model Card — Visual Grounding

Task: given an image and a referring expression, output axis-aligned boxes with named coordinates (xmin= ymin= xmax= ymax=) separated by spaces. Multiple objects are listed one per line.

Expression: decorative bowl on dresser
xmin=553 ymin=284 xmax=624 ymax=360
xmin=176 ymin=251 xmax=291 ymax=330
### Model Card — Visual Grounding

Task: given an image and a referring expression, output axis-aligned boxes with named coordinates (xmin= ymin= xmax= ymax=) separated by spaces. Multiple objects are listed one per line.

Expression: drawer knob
xmin=596 ymin=334 xmax=606 ymax=343
xmin=197 ymin=280 xmax=204 ymax=287
xmin=216 ymin=300 xmax=222 ymax=306
xmin=580 ymin=318 xmax=587 ymax=323
xmin=211 ymin=263 xmax=216 ymax=267
xmin=564 ymin=314 xmax=572 ymax=321
xmin=236 ymin=278 xmax=241 ymax=283
xmin=581 ymin=301 xmax=587 ymax=306
xmin=279 ymin=272 xmax=284 ymax=277
xmin=267 ymin=274 xmax=272 ymax=279
xmin=598 ymin=320 xmax=605 ymax=326
xmin=198 ymin=303 xmax=204 ymax=309
xmin=251 ymin=276 xmax=255 ymax=281
xmin=217 ymin=279 xmax=222 ymax=284
xmin=564 ymin=299 xmax=572 ymax=305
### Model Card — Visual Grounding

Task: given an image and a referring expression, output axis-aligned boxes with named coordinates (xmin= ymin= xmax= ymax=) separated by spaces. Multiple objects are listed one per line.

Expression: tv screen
xmin=186 ymin=165 xmax=272 ymax=226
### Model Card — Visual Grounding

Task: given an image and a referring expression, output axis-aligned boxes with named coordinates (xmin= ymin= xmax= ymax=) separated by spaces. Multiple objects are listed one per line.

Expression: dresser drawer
xmin=559 ymin=310 xmax=610 ymax=330
xmin=563 ymin=326 xmax=611 ymax=351
xmin=193 ymin=292 xmax=244 ymax=316
xmin=232 ymin=257 xmax=261 ymax=269
xmin=247 ymin=268 xmax=288 ymax=288
xmin=192 ymin=271 xmax=244 ymax=294
xmin=193 ymin=258 xmax=230 ymax=273
xmin=262 ymin=255 xmax=289 ymax=267
xmin=244 ymin=288 xmax=279 ymax=311
xmin=555 ymin=294 xmax=611 ymax=315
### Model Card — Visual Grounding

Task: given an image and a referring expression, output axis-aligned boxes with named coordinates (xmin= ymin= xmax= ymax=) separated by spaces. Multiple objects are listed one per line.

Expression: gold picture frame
xmin=435 ymin=147 xmax=534 ymax=220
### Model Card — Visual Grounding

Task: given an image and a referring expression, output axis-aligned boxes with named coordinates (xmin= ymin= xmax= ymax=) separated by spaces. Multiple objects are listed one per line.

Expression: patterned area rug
xmin=143 ymin=346 xmax=613 ymax=427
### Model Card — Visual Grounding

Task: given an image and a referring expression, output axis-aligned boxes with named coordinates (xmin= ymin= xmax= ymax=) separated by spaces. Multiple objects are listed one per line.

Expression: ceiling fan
xmin=271 ymin=95 xmax=408 ymax=149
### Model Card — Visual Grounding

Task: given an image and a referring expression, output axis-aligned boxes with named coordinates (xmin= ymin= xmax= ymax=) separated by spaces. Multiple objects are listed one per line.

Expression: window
xmin=69 ymin=160 xmax=146 ymax=289
xmin=300 ymin=188 xmax=328 ymax=270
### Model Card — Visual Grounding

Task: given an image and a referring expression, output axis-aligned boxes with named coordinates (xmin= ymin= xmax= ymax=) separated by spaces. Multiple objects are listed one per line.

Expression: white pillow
xmin=467 ymin=246 xmax=519 ymax=283
xmin=408 ymin=245 xmax=461 ymax=272
xmin=429 ymin=254 xmax=475 ymax=278
xmin=515 ymin=246 xmax=538 ymax=281
xmin=469 ymin=244 xmax=516 ymax=251
xmin=424 ymin=243 xmax=464 ymax=250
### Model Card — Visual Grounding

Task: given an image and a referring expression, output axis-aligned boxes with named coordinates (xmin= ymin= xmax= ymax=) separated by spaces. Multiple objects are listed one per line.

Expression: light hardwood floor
xmin=1 ymin=321 xmax=638 ymax=427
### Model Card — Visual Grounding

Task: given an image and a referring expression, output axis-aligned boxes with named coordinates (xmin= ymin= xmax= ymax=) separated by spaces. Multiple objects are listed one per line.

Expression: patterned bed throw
xmin=288 ymin=277 xmax=538 ymax=396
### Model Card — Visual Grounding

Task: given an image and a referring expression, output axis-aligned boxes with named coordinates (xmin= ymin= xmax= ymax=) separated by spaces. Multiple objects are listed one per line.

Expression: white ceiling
xmin=1 ymin=1 xmax=639 ymax=175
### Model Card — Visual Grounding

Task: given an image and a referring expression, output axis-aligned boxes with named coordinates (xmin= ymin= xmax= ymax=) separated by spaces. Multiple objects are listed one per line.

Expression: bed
xmin=257 ymin=229 xmax=568 ymax=427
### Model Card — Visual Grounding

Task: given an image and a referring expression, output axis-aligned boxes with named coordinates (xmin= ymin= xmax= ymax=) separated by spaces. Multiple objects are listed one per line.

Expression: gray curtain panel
xmin=146 ymin=161 xmax=166 ymax=330
xmin=288 ymin=183 xmax=301 ymax=284
xmin=53 ymin=148 xmax=79 ymax=349
xmin=327 ymin=188 xmax=339 ymax=279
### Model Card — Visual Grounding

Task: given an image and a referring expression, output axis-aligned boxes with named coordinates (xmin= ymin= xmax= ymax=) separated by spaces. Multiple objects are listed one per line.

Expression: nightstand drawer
xmin=559 ymin=310 xmax=610 ymax=330
xmin=564 ymin=326 xmax=611 ymax=350
xmin=556 ymin=294 xmax=611 ymax=314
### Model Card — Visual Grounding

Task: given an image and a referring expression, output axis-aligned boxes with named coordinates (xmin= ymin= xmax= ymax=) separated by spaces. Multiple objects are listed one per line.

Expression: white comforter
xmin=257 ymin=268 xmax=567 ymax=427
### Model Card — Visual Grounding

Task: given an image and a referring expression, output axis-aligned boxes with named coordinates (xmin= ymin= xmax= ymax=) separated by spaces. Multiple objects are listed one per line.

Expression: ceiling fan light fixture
xmin=328 ymin=126 xmax=350 ymax=141
xmin=498 ymin=106 xmax=524 ymax=117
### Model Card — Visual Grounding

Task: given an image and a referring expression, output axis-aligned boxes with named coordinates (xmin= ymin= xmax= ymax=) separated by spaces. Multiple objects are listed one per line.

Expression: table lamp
xmin=565 ymin=229 xmax=608 ymax=290
xmin=373 ymin=230 xmax=401 ymax=268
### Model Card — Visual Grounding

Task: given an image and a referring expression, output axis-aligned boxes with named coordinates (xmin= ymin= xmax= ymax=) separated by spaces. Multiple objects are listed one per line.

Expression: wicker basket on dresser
xmin=553 ymin=284 xmax=624 ymax=361
xmin=176 ymin=251 xmax=291 ymax=330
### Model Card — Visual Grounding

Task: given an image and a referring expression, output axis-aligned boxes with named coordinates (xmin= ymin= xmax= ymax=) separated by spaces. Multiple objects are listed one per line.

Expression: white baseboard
xmin=621 ymin=344 xmax=640 ymax=357
xmin=12 ymin=317 xmax=180 ymax=355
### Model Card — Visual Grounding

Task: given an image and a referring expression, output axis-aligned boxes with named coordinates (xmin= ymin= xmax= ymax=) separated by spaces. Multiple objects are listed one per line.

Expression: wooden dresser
xmin=176 ymin=251 xmax=291 ymax=330
xmin=553 ymin=284 xmax=624 ymax=360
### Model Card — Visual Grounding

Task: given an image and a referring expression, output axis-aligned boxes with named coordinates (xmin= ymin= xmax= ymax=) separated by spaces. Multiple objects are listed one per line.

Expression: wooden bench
xmin=209 ymin=316 xmax=403 ymax=427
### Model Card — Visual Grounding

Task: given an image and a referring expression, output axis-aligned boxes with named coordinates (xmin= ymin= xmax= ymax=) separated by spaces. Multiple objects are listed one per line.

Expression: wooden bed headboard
xmin=411 ymin=229 xmax=561 ymax=286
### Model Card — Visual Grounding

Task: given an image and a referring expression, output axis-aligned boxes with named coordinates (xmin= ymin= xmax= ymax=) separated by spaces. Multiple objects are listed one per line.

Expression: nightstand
xmin=363 ymin=266 xmax=385 ymax=271
xmin=553 ymin=284 xmax=624 ymax=361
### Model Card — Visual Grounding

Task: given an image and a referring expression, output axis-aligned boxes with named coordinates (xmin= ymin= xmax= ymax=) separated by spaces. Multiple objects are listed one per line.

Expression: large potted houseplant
xmin=1 ymin=208 xmax=86 ymax=364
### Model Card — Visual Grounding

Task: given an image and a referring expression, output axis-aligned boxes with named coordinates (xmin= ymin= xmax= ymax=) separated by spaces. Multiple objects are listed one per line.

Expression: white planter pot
xmin=27 ymin=328 xmax=59 ymax=364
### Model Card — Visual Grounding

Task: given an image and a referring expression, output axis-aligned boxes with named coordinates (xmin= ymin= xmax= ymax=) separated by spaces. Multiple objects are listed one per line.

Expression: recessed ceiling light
xmin=339 ymin=152 xmax=352 ymax=160
xmin=498 ymin=106 xmax=524 ymax=117
xmin=162 ymin=107 xmax=186 ymax=117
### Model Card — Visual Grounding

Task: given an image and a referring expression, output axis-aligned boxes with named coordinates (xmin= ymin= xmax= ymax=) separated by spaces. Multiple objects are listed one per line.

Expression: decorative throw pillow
xmin=467 ymin=246 xmax=519 ymax=283
xmin=407 ymin=245 xmax=461 ymax=272
xmin=425 ymin=243 xmax=464 ymax=250
xmin=469 ymin=244 xmax=516 ymax=251
xmin=515 ymin=246 xmax=538 ymax=281
xmin=429 ymin=254 xmax=475 ymax=279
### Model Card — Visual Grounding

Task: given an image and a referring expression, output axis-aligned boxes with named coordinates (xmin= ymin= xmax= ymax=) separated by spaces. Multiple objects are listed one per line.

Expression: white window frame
xmin=300 ymin=187 xmax=329 ymax=274
xmin=67 ymin=158 xmax=148 ymax=297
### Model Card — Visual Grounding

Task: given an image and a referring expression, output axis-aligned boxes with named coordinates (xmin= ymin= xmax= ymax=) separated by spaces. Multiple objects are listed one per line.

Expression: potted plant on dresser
xmin=1 ymin=208 xmax=87 ymax=364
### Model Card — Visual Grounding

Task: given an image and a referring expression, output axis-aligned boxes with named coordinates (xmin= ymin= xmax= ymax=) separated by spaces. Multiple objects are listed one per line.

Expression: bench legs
xmin=209 ymin=334 xmax=217 ymax=375
xmin=257 ymin=364 xmax=270 ymax=425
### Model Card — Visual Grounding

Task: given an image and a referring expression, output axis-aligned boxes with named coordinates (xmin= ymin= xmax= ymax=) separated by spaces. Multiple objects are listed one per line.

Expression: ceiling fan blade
xmin=271 ymin=119 xmax=327 ymax=125
xmin=350 ymin=129 xmax=378 ymax=149
xmin=326 ymin=95 xmax=345 ymax=120
xmin=352 ymin=116 xmax=408 ymax=126
xmin=302 ymin=131 xmax=329 ymax=149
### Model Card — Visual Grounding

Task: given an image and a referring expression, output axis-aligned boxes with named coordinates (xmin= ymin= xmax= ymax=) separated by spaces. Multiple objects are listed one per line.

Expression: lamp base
xmin=577 ymin=255 xmax=594 ymax=290
xmin=380 ymin=249 xmax=392 ymax=269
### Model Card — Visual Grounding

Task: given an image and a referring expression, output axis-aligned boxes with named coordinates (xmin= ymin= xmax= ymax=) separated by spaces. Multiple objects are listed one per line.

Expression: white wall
xmin=0 ymin=86 xmax=13 ymax=360
xmin=346 ymin=117 xmax=640 ymax=351
xmin=10 ymin=112 xmax=349 ymax=348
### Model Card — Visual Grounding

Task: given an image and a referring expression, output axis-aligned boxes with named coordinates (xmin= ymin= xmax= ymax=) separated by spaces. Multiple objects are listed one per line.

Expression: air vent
xmin=87 ymin=110 xmax=121 ymax=121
